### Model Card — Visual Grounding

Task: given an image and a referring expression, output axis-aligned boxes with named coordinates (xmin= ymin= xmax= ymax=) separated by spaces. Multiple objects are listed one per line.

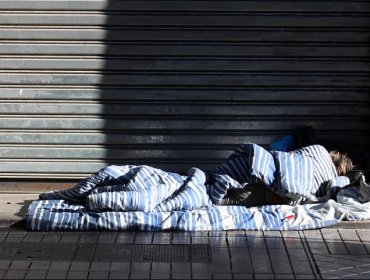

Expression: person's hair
xmin=329 ymin=150 xmax=354 ymax=176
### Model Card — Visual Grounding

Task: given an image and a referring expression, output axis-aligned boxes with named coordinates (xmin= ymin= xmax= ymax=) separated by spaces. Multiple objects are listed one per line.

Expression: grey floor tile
xmin=339 ymin=229 xmax=368 ymax=255
xmin=134 ymin=233 xmax=152 ymax=244
xmin=290 ymin=259 xmax=315 ymax=275
xmin=90 ymin=261 xmax=110 ymax=272
xmin=191 ymin=272 xmax=212 ymax=279
xmin=250 ymin=248 xmax=273 ymax=274
xmin=232 ymin=273 xmax=253 ymax=279
xmin=268 ymin=248 xmax=293 ymax=274
xmin=151 ymin=262 xmax=170 ymax=273
xmin=130 ymin=262 xmax=150 ymax=273
xmin=192 ymin=263 xmax=212 ymax=273
xmin=115 ymin=232 xmax=135 ymax=244
xmin=129 ymin=272 xmax=149 ymax=279
xmin=209 ymin=236 xmax=227 ymax=247
xmin=191 ymin=237 xmax=209 ymax=245
xmin=0 ymin=234 xmax=7 ymax=243
xmin=0 ymin=228 xmax=9 ymax=234
xmin=226 ymin=230 xmax=246 ymax=237
xmin=210 ymin=261 xmax=231 ymax=273
xmin=171 ymin=236 xmax=191 ymax=244
xmin=294 ymin=274 xmax=317 ymax=279
xmin=25 ymin=270 xmax=47 ymax=280
xmin=254 ymin=273 xmax=275 ymax=279
xmin=110 ymin=262 xmax=130 ymax=272
xmin=229 ymin=248 xmax=251 ymax=262
xmin=171 ymin=272 xmax=191 ymax=279
xmin=282 ymin=232 xmax=305 ymax=249
xmin=275 ymin=273 xmax=295 ymax=279
xmin=69 ymin=262 xmax=90 ymax=271
xmin=303 ymin=230 xmax=324 ymax=242
xmin=88 ymin=271 xmax=109 ymax=279
xmin=231 ymin=261 xmax=254 ymax=274
xmin=66 ymin=271 xmax=88 ymax=280
xmin=209 ymin=231 xmax=226 ymax=237
xmin=108 ymin=271 xmax=129 ymax=279
xmin=41 ymin=233 xmax=62 ymax=243
xmin=79 ymin=232 xmax=99 ymax=244
xmin=191 ymin=231 xmax=209 ymax=237
xmin=8 ymin=261 xmax=31 ymax=271
xmin=0 ymin=261 xmax=11 ymax=270
xmin=4 ymin=233 xmax=25 ymax=243
xmin=342 ymin=274 xmax=370 ymax=279
xmin=60 ymin=232 xmax=80 ymax=244
xmin=97 ymin=232 xmax=117 ymax=244
xmin=264 ymin=231 xmax=285 ymax=249
xmin=227 ymin=237 xmax=249 ymax=248
xmin=152 ymin=232 xmax=171 ymax=244
xmin=22 ymin=232 xmax=44 ymax=243
xmin=49 ymin=262 xmax=70 ymax=271
xmin=212 ymin=272 xmax=232 ymax=279
xmin=29 ymin=261 xmax=50 ymax=271
xmin=5 ymin=270 xmax=27 ymax=280
xmin=171 ymin=231 xmax=192 ymax=244
xmin=150 ymin=272 xmax=170 ymax=279
xmin=211 ymin=247 xmax=230 ymax=262
xmin=356 ymin=229 xmax=370 ymax=242
xmin=247 ymin=237 xmax=267 ymax=250
xmin=321 ymin=229 xmax=348 ymax=255
xmin=320 ymin=273 xmax=339 ymax=279
xmin=45 ymin=270 xmax=68 ymax=280
xmin=171 ymin=263 xmax=191 ymax=273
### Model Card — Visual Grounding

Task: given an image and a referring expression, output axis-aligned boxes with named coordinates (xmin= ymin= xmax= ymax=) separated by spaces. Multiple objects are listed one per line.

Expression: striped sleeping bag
xmin=26 ymin=144 xmax=370 ymax=231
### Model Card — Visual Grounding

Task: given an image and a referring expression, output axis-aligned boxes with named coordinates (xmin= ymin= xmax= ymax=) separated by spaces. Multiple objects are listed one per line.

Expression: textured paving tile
xmin=22 ymin=232 xmax=44 ymax=243
xmin=49 ymin=261 xmax=70 ymax=271
xmin=110 ymin=262 xmax=130 ymax=272
xmin=151 ymin=262 xmax=170 ymax=273
xmin=212 ymin=272 xmax=232 ymax=279
xmin=79 ymin=232 xmax=99 ymax=244
xmin=2 ymin=228 xmax=369 ymax=279
xmin=171 ymin=272 xmax=191 ymax=279
xmin=41 ymin=233 xmax=62 ymax=243
xmin=115 ymin=232 xmax=135 ymax=244
xmin=59 ymin=232 xmax=80 ymax=244
xmin=152 ymin=232 xmax=171 ymax=244
xmin=45 ymin=270 xmax=68 ymax=279
xmin=339 ymin=229 xmax=368 ymax=255
xmin=321 ymin=229 xmax=348 ymax=255
xmin=5 ymin=269 xmax=27 ymax=279
xmin=171 ymin=263 xmax=191 ymax=273
xmin=108 ymin=271 xmax=129 ymax=279
xmin=250 ymin=248 xmax=273 ymax=274
xmin=150 ymin=272 xmax=171 ymax=279
xmin=268 ymin=248 xmax=293 ymax=274
xmin=25 ymin=270 xmax=47 ymax=280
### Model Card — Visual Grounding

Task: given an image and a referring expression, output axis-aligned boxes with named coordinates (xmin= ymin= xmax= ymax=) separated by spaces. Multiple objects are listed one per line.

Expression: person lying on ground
xmin=39 ymin=143 xmax=355 ymax=208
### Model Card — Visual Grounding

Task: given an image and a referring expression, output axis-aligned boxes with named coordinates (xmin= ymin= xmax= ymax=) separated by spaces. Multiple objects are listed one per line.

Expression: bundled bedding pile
xmin=26 ymin=144 xmax=370 ymax=231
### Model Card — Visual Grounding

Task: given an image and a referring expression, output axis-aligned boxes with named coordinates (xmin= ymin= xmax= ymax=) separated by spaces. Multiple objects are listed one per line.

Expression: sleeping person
xmin=39 ymin=143 xmax=354 ymax=209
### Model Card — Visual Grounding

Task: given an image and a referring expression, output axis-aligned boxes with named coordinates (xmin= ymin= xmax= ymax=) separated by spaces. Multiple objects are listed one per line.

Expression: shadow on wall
xmin=97 ymin=1 xmax=370 ymax=177
xmin=99 ymin=1 xmax=232 ymax=174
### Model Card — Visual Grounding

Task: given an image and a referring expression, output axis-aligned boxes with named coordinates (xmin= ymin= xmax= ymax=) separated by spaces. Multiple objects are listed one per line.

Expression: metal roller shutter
xmin=0 ymin=0 xmax=369 ymax=180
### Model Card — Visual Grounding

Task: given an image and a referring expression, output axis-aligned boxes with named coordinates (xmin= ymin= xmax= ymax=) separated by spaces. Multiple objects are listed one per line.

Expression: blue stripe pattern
xmin=27 ymin=144 xmax=356 ymax=231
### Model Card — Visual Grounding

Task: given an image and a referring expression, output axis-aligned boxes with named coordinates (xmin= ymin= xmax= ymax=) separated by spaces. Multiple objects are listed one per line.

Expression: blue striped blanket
xmin=26 ymin=144 xmax=370 ymax=231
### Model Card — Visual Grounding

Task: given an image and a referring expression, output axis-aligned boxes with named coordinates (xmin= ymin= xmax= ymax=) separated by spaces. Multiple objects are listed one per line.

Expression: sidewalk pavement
xmin=1 ymin=194 xmax=370 ymax=279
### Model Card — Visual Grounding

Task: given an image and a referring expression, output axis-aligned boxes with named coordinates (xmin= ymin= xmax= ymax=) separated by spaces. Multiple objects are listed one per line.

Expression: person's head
xmin=329 ymin=150 xmax=354 ymax=176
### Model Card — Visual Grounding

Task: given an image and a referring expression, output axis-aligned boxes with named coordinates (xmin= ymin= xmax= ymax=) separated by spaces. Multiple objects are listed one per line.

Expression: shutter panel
xmin=0 ymin=0 xmax=369 ymax=179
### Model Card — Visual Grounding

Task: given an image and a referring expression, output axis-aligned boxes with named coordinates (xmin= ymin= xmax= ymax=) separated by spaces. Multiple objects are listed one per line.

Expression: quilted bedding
xmin=26 ymin=162 xmax=370 ymax=231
